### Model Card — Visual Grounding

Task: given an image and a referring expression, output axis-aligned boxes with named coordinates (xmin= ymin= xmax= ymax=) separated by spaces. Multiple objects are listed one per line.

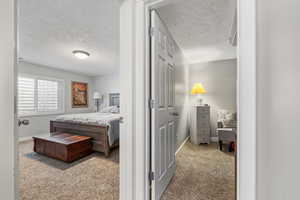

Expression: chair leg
xmin=219 ymin=140 xmax=223 ymax=151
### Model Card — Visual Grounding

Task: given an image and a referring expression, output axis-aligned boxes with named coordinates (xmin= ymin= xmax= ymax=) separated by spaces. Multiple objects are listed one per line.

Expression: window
xmin=18 ymin=74 xmax=64 ymax=116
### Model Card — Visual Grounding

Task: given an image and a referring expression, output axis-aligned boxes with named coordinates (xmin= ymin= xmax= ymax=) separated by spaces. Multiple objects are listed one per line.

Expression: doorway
xmin=16 ymin=0 xmax=121 ymax=199
xmin=149 ymin=5 xmax=237 ymax=199
xmin=119 ymin=0 xmax=256 ymax=199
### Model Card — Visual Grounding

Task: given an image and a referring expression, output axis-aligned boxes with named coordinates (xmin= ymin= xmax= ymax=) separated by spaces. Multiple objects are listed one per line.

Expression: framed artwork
xmin=72 ymin=81 xmax=88 ymax=108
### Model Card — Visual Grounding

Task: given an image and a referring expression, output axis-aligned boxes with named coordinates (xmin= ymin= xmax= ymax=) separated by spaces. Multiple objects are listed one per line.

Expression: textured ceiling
xmin=157 ymin=0 xmax=237 ymax=64
xmin=19 ymin=0 xmax=120 ymax=76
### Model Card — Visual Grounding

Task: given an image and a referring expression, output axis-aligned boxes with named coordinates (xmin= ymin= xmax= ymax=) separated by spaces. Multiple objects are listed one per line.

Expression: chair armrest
xmin=218 ymin=129 xmax=236 ymax=141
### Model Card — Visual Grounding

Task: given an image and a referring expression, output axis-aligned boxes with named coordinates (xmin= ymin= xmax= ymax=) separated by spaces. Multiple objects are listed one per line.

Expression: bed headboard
xmin=109 ymin=93 xmax=120 ymax=107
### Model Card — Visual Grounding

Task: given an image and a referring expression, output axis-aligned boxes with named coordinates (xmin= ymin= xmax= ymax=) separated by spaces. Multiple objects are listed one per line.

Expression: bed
xmin=50 ymin=93 xmax=121 ymax=157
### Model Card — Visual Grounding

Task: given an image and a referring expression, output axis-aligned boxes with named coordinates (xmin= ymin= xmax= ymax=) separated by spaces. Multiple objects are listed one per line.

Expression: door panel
xmin=167 ymin=65 xmax=174 ymax=108
xmin=158 ymin=57 xmax=166 ymax=108
xmin=151 ymin=10 xmax=177 ymax=200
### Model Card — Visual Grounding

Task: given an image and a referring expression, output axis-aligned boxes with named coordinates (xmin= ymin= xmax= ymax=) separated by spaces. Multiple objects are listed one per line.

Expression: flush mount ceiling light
xmin=72 ymin=50 xmax=90 ymax=59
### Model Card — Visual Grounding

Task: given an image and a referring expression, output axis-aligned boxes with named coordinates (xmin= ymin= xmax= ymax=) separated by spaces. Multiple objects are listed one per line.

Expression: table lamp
xmin=191 ymin=83 xmax=206 ymax=105
xmin=93 ymin=92 xmax=101 ymax=112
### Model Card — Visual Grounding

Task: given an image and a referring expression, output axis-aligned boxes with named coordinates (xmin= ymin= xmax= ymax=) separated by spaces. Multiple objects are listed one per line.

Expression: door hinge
xmin=149 ymin=27 xmax=155 ymax=37
xmin=149 ymin=99 xmax=155 ymax=109
xmin=149 ymin=171 xmax=155 ymax=181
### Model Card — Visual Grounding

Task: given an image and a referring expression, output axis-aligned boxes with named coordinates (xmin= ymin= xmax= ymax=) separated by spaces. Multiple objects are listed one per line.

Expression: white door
xmin=150 ymin=10 xmax=177 ymax=200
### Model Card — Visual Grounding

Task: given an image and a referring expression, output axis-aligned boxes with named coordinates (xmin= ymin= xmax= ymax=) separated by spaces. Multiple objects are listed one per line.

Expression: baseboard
xmin=176 ymin=136 xmax=190 ymax=155
xmin=19 ymin=133 xmax=50 ymax=143
xmin=210 ymin=136 xmax=219 ymax=143
xmin=19 ymin=136 xmax=33 ymax=143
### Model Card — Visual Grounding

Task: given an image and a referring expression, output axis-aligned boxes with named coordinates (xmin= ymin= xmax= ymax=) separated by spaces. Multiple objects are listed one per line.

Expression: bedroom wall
xmin=174 ymin=42 xmax=190 ymax=150
xmin=93 ymin=0 xmax=120 ymax=110
xmin=189 ymin=59 xmax=237 ymax=138
xmin=93 ymin=71 xmax=120 ymax=109
xmin=18 ymin=61 xmax=94 ymax=140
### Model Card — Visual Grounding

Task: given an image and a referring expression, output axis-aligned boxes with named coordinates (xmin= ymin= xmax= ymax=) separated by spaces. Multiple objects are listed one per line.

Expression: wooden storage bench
xmin=33 ymin=133 xmax=93 ymax=163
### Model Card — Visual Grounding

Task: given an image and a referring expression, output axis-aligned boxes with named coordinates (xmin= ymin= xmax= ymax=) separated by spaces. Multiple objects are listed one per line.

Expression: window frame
xmin=17 ymin=73 xmax=65 ymax=117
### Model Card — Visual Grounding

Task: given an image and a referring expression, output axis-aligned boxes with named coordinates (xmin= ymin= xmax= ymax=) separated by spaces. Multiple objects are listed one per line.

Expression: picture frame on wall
xmin=71 ymin=81 xmax=88 ymax=108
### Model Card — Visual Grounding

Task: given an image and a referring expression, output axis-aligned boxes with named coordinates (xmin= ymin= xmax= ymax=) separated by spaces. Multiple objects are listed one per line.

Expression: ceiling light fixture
xmin=72 ymin=50 xmax=90 ymax=59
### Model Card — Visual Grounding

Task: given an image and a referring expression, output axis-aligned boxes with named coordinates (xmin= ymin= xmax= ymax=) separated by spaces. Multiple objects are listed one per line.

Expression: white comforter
xmin=55 ymin=112 xmax=121 ymax=146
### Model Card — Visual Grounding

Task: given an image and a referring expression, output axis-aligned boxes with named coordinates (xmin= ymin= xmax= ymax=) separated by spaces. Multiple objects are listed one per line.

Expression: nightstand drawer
xmin=198 ymin=123 xmax=210 ymax=129
xmin=198 ymin=114 xmax=209 ymax=121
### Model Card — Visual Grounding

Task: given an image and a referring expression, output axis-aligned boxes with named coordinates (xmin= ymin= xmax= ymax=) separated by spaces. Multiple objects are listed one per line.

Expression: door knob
xmin=170 ymin=112 xmax=179 ymax=116
xmin=119 ymin=116 xmax=124 ymax=124
xmin=18 ymin=119 xmax=30 ymax=126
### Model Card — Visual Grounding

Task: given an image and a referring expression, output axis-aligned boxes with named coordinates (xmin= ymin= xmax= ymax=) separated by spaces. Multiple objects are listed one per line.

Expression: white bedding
xmin=55 ymin=112 xmax=122 ymax=146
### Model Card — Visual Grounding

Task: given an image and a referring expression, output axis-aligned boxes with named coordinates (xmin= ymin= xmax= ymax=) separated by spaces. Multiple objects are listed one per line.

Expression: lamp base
xmin=95 ymin=99 xmax=100 ymax=112
xmin=197 ymin=95 xmax=204 ymax=105
xmin=198 ymin=98 xmax=203 ymax=105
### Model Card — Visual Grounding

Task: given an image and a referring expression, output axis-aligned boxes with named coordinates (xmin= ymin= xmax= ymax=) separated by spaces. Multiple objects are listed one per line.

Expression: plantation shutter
xmin=17 ymin=75 xmax=64 ymax=116
xmin=18 ymin=77 xmax=35 ymax=115
xmin=37 ymin=79 xmax=59 ymax=112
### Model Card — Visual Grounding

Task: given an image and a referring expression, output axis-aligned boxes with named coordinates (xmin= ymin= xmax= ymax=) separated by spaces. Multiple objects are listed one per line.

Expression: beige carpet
xmin=161 ymin=141 xmax=235 ymax=200
xmin=19 ymin=140 xmax=234 ymax=200
xmin=19 ymin=140 xmax=119 ymax=200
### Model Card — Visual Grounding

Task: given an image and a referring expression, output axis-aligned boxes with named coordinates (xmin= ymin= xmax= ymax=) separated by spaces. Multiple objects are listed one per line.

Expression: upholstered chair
xmin=216 ymin=110 xmax=237 ymax=151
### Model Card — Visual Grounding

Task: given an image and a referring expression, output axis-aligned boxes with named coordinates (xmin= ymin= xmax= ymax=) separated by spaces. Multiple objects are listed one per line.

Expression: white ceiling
xmin=157 ymin=0 xmax=237 ymax=64
xmin=19 ymin=0 xmax=120 ymax=76
xmin=19 ymin=0 xmax=236 ymax=75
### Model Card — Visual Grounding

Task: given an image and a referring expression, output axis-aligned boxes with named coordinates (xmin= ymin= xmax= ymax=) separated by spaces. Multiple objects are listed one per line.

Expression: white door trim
xmin=120 ymin=1 xmax=256 ymax=200
xmin=0 ymin=0 xmax=18 ymax=199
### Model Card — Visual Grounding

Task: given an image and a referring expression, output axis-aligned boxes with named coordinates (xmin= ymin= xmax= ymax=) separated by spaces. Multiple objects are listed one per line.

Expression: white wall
xmin=257 ymin=1 xmax=300 ymax=199
xmin=0 ymin=0 xmax=15 ymax=198
xmin=92 ymin=0 xmax=120 ymax=110
xmin=189 ymin=59 xmax=237 ymax=137
xmin=18 ymin=61 xmax=94 ymax=139
xmin=174 ymin=42 xmax=190 ymax=149
xmin=93 ymin=71 xmax=120 ymax=108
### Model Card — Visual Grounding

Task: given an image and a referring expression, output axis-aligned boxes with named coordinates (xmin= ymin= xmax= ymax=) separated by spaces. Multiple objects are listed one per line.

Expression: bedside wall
xmin=18 ymin=61 xmax=94 ymax=140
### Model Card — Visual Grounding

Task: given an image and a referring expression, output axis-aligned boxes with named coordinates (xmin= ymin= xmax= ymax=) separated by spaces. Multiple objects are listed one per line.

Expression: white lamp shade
xmin=93 ymin=92 xmax=100 ymax=99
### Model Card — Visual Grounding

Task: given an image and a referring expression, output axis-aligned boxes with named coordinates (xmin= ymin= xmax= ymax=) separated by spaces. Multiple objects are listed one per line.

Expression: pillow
xmin=100 ymin=106 xmax=114 ymax=113
xmin=217 ymin=110 xmax=230 ymax=121
xmin=100 ymin=106 xmax=119 ymax=113
xmin=217 ymin=110 xmax=237 ymax=128
xmin=223 ymin=118 xmax=237 ymax=128
xmin=110 ymin=106 xmax=120 ymax=113
xmin=223 ymin=112 xmax=237 ymax=128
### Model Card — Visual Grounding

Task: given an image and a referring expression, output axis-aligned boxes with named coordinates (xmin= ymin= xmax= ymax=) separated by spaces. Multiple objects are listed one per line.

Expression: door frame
xmin=0 ymin=0 xmax=18 ymax=199
xmin=120 ymin=0 xmax=256 ymax=200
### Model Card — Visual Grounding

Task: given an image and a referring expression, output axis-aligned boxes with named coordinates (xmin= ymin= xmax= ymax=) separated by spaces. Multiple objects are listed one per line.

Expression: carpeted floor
xmin=19 ymin=140 xmax=119 ymax=200
xmin=161 ymin=141 xmax=235 ymax=200
xmin=19 ymin=140 xmax=234 ymax=200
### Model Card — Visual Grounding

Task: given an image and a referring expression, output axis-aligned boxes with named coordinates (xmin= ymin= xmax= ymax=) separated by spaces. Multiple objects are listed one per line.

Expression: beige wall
xmin=257 ymin=0 xmax=300 ymax=199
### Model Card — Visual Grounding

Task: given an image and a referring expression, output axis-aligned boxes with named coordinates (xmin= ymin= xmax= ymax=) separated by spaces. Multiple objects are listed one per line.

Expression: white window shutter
xmin=17 ymin=75 xmax=64 ymax=116
xmin=18 ymin=77 xmax=35 ymax=115
xmin=37 ymin=79 xmax=59 ymax=112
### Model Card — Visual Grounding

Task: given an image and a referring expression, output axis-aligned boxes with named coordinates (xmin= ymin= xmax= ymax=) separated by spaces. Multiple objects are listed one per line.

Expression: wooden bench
xmin=33 ymin=133 xmax=93 ymax=163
